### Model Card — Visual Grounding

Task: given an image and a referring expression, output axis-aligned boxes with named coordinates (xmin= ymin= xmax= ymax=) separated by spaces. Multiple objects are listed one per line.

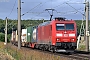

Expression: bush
xmin=7 ymin=34 xmax=11 ymax=42
xmin=0 ymin=33 xmax=5 ymax=42
xmin=0 ymin=33 xmax=11 ymax=42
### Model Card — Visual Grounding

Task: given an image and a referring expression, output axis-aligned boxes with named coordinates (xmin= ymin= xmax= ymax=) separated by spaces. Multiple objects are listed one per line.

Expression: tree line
xmin=0 ymin=19 xmax=87 ymax=34
xmin=0 ymin=19 xmax=89 ymax=42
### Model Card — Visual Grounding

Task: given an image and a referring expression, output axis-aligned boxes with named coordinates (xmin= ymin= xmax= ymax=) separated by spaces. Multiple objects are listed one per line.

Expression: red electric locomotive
xmin=36 ymin=17 xmax=77 ymax=52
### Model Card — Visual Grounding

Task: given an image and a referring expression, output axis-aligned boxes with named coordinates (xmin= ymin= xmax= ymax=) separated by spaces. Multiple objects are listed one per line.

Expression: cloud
xmin=0 ymin=0 xmax=89 ymax=20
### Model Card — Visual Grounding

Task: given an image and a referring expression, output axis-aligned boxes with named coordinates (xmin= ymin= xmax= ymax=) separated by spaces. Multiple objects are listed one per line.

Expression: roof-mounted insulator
xmin=55 ymin=17 xmax=66 ymax=21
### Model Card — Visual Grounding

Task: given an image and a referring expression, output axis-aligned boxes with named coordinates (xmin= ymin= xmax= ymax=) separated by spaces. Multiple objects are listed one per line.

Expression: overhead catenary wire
xmin=55 ymin=8 xmax=84 ymax=13
xmin=21 ymin=0 xmax=76 ymax=19
xmin=53 ymin=0 xmax=72 ymax=8
xmin=21 ymin=0 xmax=52 ymax=19
xmin=5 ymin=0 xmax=17 ymax=28
xmin=29 ymin=3 xmax=85 ymax=19
xmin=22 ymin=0 xmax=86 ymax=20
xmin=37 ymin=0 xmax=72 ymax=20
xmin=54 ymin=8 xmax=84 ymax=16
xmin=22 ymin=0 xmax=72 ymax=18
xmin=7 ymin=0 xmax=16 ymax=17
xmin=66 ymin=3 xmax=85 ymax=16
xmin=33 ymin=8 xmax=84 ymax=20
xmin=21 ymin=0 xmax=51 ymax=16
xmin=46 ymin=0 xmax=76 ymax=18
xmin=36 ymin=10 xmax=45 ymax=16
xmin=21 ymin=3 xmax=42 ymax=16
xmin=30 ymin=10 xmax=45 ymax=19
xmin=52 ymin=0 xmax=85 ymax=18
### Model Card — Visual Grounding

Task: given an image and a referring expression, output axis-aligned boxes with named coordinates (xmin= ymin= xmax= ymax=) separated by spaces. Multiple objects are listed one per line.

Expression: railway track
xmin=10 ymin=43 xmax=90 ymax=60
xmin=21 ymin=47 xmax=90 ymax=60
xmin=44 ymin=50 xmax=89 ymax=60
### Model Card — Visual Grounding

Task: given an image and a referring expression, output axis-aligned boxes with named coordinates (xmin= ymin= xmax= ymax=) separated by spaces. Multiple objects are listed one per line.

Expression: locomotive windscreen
xmin=56 ymin=24 xmax=65 ymax=30
xmin=65 ymin=24 xmax=74 ymax=30
xmin=56 ymin=24 xmax=74 ymax=30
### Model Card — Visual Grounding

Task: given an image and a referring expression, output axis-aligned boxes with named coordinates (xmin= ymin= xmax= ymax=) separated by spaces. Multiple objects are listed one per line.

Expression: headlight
xmin=56 ymin=38 xmax=60 ymax=42
xmin=69 ymin=34 xmax=75 ymax=36
xmin=71 ymin=38 xmax=75 ymax=42
xmin=56 ymin=34 xmax=62 ymax=37
xmin=57 ymin=38 xmax=59 ymax=41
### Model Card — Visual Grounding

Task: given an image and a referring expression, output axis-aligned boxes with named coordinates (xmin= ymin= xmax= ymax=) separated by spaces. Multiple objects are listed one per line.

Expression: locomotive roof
xmin=38 ymin=19 xmax=75 ymax=27
xmin=38 ymin=21 xmax=51 ymax=27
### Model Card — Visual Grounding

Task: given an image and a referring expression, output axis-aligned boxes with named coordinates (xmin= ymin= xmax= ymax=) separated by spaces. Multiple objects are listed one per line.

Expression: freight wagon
xmin=11 ymin=26 xmax=37 ymax=47
xmin=21 ymin=29 xmax=27 ymax=46
xmin=11 ymin=30 xmax=18 ymax=46
xmin=11 ymin=31 xmax=16 ymax=44
xmin=27 ymin=26 xmax=37 ymax=48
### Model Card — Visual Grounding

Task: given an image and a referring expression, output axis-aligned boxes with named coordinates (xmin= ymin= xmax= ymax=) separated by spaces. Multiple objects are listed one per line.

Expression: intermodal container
xmin=31 ymin=26 xmax=37 ymax=43
xmin=11 ymin=31 xmax=16 ymax=41
xmin=27 ymin=26 xmax=37 ymax=43
xmin=15 ymin=30 xmax=18 ymax=42
xmin=21 ymin=29 xmax=27 ymax=42
xmin=27 ymin=26 xmax=33 ymax=42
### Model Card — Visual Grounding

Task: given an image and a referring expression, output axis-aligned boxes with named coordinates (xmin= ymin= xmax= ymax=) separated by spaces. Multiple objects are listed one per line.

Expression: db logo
xmin=64 ymin=34 xmax=68 ymax=37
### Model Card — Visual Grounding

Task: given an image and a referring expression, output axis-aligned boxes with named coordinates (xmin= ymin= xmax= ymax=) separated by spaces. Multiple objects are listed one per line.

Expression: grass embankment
xmin=1 ymin=41 xmax=88 ymax=60
xmin=77 ymin=36 xmax=87 ymax=51
xmin=0 ymin=42 xmax=21 ymax=60
xmin=0 ymin=42 xmax=15 ymax=60
xmin=0 ymin=42 xmax=71 ymax=60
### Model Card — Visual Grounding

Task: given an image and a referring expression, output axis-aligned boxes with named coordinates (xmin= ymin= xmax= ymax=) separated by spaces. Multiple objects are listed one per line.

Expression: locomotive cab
xmin=37 ymin=17 xmax=77 ymax=53
xmin=52 ymin=17 xmax=77 ymax=51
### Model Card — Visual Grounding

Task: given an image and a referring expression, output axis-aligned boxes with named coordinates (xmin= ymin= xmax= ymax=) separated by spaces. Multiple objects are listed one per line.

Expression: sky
xmin=0 ymin=0 xmax=90 ymax=20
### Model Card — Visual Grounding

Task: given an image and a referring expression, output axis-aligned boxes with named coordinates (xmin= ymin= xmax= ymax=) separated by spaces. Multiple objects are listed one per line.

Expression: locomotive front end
xmin=55 ymin=20 xmax=77 ymax=50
